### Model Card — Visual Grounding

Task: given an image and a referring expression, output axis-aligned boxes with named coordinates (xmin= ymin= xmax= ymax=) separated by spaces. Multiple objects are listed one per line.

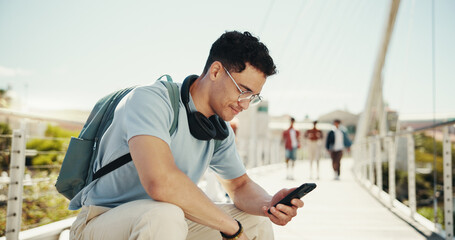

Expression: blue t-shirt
xmin=69 ymin=81 xmax=246 ymax=210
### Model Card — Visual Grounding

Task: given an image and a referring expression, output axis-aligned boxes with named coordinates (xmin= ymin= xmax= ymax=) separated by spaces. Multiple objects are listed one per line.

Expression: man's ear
xmin=209 ymin=61 xmax=223 ymax=81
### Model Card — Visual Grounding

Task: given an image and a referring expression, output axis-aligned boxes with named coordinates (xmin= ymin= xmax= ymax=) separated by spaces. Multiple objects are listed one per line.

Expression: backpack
xmin=55 ymin=76 xmax=180 ymax=200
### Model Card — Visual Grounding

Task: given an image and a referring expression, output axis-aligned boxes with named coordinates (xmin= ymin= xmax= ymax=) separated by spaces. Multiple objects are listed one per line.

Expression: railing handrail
xmin=356 ymin=119 xmax=455 ymax=141
xmin=0 ymin=108 xmax=85 ymax=126
xmin=412 ymin=119 xmax=455 ymax=132
xmin=352 ymin=123 xmax=454 ymax=239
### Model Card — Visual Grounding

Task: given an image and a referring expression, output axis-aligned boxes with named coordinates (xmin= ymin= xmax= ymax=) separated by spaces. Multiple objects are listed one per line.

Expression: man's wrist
xmin=220 ymin=219 xmax=243 ymax=239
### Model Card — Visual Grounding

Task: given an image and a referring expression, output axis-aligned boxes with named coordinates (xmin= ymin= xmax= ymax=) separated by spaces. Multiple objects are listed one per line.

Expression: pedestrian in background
xmin=304 ymin=121 xmax=323 ymax=179
xmin=325 ymin=119 xmax=351 ymax=180
xmin=282 ymin=117 xmax=300 ymax=180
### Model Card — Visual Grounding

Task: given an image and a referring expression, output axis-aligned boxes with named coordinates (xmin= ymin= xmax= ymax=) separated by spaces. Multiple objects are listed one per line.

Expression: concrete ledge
xmin=0 ymin=217 xmax=76 ymax=240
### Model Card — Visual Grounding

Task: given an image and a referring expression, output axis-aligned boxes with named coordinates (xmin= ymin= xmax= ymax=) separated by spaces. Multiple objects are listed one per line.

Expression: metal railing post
xmin=362 ymin=141 xmax=368 ymax=182
xmin=388 ymin=136 xmax=396 ymax=207
xmin=6 ymin=129 xmax=26 ymax=240
xmin=376 ymin=136 xmax=383 ymax=193
xmin=264 ymin=139 xmax=270 ymax=165
xmin=368 ymin=137 xmax=375 ymax=185
xmin=407 ymin=132 xmax=417 ymax=218
xmin=442 ymin=126 xmax=453 ymax=240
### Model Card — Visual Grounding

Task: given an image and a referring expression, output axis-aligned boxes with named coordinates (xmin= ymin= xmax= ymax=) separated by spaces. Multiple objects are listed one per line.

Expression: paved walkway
xmin=6 ymin=157 xmax=433 ymax=240
xmin=248 ymin=157 xmax=428 ymax=240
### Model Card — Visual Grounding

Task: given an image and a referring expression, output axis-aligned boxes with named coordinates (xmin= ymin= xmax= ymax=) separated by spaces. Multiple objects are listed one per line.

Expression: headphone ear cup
xmin=209 ymin=115 xmax=229 ymax=140
xmin=188 ymin=112 xmax=217 ymax=140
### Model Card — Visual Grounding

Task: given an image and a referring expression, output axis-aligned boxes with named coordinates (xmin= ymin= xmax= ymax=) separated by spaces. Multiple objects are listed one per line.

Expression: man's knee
xmin=244 ymin=215 xmax=274 ymax=240
xmin=132 ymin=201 xmax=188 ymax=239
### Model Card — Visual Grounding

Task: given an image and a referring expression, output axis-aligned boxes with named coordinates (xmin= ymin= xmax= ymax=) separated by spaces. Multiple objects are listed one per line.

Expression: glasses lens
xmin=237 ymin=90 xmax=262 ymax=106
xmin=249 ymin=96 xmax=262 ymax=106
xmin=238 ymin=91 xmax=254 ymax=101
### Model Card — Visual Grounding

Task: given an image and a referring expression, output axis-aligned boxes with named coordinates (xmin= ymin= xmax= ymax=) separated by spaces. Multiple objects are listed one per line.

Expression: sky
xmin=0 ymin=0 xmax=454 ymax=121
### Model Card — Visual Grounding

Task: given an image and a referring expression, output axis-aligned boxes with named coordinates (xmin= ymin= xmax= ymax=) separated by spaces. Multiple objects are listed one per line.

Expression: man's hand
xmin=263 ymin=188 xmax=304 ymax=226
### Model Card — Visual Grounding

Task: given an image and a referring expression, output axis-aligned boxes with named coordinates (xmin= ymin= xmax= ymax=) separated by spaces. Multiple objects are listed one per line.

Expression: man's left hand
xmin=263 ymin=188 xmax=304 ymax=226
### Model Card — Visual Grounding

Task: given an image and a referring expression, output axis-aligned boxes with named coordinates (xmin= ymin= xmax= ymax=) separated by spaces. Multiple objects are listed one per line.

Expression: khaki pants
xmin=70 ymin=199 xmax=274 ymax=240
xmin=307 ymin=141 xmax=321 ymax=178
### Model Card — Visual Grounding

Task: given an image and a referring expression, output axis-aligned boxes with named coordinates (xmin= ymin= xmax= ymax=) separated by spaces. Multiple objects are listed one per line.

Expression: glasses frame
xmin=223 ymin=67 xmax=263 ymax=106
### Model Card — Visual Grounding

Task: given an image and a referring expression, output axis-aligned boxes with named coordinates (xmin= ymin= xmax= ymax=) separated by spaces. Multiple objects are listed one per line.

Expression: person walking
xmin=282 ymin=117 xmax=300 ymax=180
xmin=304 ymin=121 xmax=323 ymax=179
xmin=325 ymin=119 xmax=351 ymax=180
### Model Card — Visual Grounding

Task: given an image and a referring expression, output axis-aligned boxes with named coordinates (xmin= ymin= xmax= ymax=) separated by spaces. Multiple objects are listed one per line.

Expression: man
xmin=304 ymin=121 xmax=323 ymax=179
xmin=69 ymin=31 xmax=304 ymax=240
xmin=282 ymin=117 xmax=300 ymax=180
xmin=325 ymin=119 xmax=352 ymax=180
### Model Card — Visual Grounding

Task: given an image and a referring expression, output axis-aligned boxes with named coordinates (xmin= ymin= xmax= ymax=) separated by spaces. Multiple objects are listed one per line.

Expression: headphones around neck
xmin=181 ymin=75 xmax=229 ymax=141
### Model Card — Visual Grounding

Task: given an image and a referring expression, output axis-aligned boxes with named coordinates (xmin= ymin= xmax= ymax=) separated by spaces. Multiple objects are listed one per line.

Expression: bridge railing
xmin=352 ymin=119 xmax=455 ymax=240
xmin=0 ymin=129 xmax=81 ymax=240
xmin=0 ymin=118 xmax=284 ymax=239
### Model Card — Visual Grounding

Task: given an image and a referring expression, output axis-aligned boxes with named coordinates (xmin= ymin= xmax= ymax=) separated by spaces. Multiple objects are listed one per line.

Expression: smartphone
xmin=268 ymin=183 xmax=317 ymax=214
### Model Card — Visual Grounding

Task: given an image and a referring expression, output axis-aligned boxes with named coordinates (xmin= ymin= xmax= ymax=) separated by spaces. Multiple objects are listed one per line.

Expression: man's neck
xmin=189 ymin=76 xmax=213 ymax=117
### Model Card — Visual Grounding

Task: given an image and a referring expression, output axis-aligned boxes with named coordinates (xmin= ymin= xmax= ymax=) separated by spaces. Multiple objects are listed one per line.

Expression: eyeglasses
xmin=223 ymin=67 xmax=263 ymax=106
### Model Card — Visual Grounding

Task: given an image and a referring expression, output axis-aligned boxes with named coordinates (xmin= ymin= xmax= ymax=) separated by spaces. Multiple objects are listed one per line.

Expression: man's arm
xmin=129 ymin=135 xmax=240 ymax=236
xmin=218 ymin=174 xmax=303 ymax=226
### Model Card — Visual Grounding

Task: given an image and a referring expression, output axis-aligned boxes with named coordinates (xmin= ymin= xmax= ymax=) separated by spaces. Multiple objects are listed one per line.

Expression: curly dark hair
xmin=203 ymin=31 xmax=277 ymax=76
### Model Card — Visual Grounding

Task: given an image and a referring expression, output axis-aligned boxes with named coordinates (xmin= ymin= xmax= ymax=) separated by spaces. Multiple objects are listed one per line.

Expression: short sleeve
xmin=123 ymin=83 xmax=174 ymax=146
xmin=209 ymin=126 xmax=246 ymax=180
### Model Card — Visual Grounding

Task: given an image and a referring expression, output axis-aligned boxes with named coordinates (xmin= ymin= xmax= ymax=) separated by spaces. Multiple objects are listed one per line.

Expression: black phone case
xmin=268 ymin=183 xmax=317 ymax=214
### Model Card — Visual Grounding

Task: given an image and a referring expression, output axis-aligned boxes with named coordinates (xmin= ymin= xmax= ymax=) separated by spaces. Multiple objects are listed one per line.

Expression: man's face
xmin=212 ymin=63 xmax=266 ymax=121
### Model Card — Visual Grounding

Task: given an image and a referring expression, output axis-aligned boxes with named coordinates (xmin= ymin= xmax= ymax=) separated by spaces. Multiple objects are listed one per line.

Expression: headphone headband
xmin=180 ymin=75 xmax=229 ymax=141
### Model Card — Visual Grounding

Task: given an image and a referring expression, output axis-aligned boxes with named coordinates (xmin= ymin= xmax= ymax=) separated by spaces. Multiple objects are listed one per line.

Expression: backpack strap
xmin=214 ymin=140 xmax=222 ymax=153
xmin=93 ymin=77 xmax=180 ymax=180
xmin=160 ymin=79 xmax=180 ymax=134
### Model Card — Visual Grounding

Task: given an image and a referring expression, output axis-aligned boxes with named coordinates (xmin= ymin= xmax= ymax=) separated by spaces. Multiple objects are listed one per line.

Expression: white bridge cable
xmin=277 ymin=0 xmax=314 ymax=60
xmin=286 ymin=0 xmax=329 ymax=73
xmin=258 ymin=0 xmax=276 ymax=36
xmin=283 ymin=1 xmax=361 ymax=116
xmin=393 ymin=0 xmax=416 ymax=116
xmin=288 ymin=0 xmax=351 ymax=87
xmin=259 ymin=0 xmax=319 ymax=117
xmin=322 ymin=0 xmax=374 ymax=86
xmin=288 ymin=0 xmax=342 ymax=76
xmin=270 ymin=1 xmax=339 ymax=89
xmin=310 ymin=1 xmax=367 ymax=86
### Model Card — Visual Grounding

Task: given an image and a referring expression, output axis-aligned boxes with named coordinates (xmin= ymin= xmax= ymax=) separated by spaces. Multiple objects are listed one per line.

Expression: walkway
xmin=3 ymin=158 xmax=436 ymax=240
xmin=248 ymin=157 xmax=429 ymax=240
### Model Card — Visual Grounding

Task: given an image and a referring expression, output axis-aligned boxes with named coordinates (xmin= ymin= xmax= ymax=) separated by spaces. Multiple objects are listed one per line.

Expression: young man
xmin=304 ymin=121 xmax=323 ymax=179
xmin=69 ymin=31 xmax=305 ymax=240
xmin=282 ymin=117 xmax=300 ymax=180
xmin=325 ymin=119 xmax=352 ymax=180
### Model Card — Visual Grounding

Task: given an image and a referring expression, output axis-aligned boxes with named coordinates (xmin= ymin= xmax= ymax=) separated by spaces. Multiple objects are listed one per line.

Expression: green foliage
xmin=26 ymin=124 xmax=77 ymax=166
xmin=415 ymin=132 xmax=455 ymax=163
xmin=27 ymin=139 xmax=62 ymax=152
xmin=417 ymin=206 xmax=444 ymax=227
xmin=0 ymin=122 xmax=11 ymax=134
xmin=45 ymin=125 xmax=78 ymax=138
xmin=0 ymin=124 xmax=80 ymax=236
xmin=0 ymin=172 xmax=80 ymax=236
xmin=31 ymin=154 xmax=59 ymax=165
xmin=0 ymin=122 xmax=12 ymax=168
xmin=384 ymin=132 xmax=455 ymax=228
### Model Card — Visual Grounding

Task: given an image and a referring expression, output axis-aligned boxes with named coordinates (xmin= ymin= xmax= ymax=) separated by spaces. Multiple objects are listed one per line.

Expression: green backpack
xmin=55 ymin=76 xmax=180 ymax=200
